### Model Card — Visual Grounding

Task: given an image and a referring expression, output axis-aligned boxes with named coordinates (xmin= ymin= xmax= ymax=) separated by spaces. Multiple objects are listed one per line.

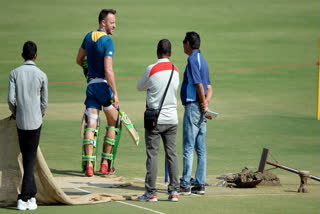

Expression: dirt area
xmin=217 ymin=167 xmax=281 ymax=187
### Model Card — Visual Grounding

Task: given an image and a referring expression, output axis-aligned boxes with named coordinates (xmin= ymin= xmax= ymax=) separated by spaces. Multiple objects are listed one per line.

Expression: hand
xmin=83 ymin=67 xmax=88 ymax=78
xmin=9 ymin=114 xmax=16 ymax=120
xmin=112 ymin=95 xmax=119 ymax=109
xmin=200 ymin=101 xmax=208 ymax=113
xmin=82 ymin=58 xmax=88 ymax=78
xmin=204 ymin=112 xmax=213 ymax=120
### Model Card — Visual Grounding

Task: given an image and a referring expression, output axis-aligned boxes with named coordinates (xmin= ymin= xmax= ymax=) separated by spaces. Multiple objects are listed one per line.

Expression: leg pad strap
xmin=85 ymin=127 xmax=98 ymax=133
xmin=83 ymin=139 xmax=96 ymax=147
xmin=106 ymin=126 xmax=120 ymax=133
xmin=101 ymin=152 xmax=113 ymax=160
xmin=104 ymin=137 xmax=115 ymax=146
xmin=82 ymin=155 xmax=96 ymax=162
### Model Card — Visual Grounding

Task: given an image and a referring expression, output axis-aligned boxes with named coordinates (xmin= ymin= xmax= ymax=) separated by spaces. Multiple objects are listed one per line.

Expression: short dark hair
xmin=183 ymin=32 xmax=200 ymax=49
xmin=157 ymin=39 xmax=171 ymax=56
xmin=98 ymin=9 xmax=116 ymax=23
xmin=22 ymin=41 xmax=37 ymax=60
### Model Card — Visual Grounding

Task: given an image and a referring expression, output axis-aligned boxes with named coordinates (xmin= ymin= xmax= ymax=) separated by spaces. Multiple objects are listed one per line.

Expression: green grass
xmin=0 ymin=0 xmax=319 ymax=213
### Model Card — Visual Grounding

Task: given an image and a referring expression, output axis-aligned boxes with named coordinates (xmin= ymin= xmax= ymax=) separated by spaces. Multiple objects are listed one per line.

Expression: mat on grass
xmin=55 ymin=175 xmax=131 ymax=189
xmin=0 ymin=117 xmax=126 ymax=207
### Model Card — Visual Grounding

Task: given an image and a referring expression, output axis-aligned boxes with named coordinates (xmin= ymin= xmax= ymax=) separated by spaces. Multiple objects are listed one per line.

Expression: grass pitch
xmin=0 ymin=0 xmax=319 ymax=213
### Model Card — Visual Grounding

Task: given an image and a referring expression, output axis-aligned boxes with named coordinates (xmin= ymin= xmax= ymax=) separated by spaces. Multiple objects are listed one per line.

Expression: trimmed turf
xmin=0 ymin=0 xmax=319 ymax=213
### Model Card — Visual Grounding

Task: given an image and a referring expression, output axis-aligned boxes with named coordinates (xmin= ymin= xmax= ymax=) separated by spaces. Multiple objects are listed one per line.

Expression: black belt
xmin=184 ymin=101 xmax=198 ymax=105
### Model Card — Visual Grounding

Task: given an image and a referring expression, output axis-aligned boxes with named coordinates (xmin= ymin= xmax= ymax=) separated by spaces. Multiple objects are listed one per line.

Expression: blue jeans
xmin=180 ymin=102 xmax=207 ymax=187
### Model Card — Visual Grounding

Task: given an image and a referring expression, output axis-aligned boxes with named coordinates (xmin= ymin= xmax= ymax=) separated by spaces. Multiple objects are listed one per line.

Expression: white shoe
xmin=28 ymin=197 xmax=38 ymax=210
xmin=137 ymin=192 xmax=158 ymax=202
xmin=168 ymin=191 xmax=179 ymax=202
xmin=17 ymin=199 xmax=28 ymax=210
xmin=17 ymin=198 xmax=37 ymax=210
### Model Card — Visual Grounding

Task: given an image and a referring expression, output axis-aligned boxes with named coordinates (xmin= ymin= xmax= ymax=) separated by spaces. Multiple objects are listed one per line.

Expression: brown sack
xmin=0 ymin=117 xmax=124 ymax=207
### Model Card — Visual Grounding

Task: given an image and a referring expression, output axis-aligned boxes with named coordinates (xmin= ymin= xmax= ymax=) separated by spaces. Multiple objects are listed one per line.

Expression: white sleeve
xmin=40 ymin=73 xmax=48 ymax=116
xmin=7 ymin=71 xmax=16 ymax=115
xmin=136 ymin=65 xmax=152 ymax=91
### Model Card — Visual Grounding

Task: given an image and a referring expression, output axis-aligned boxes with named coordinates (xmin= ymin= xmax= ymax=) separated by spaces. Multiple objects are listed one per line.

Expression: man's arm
xmin=203 ymin=85 xmax=213 ymax=119
xmin=137 ymin=66 xmax=151 ymax=91
xmin=76 ymin=48 xmax=88 ymax=77
xmin=76 ymin=48 xmax=86 ymax=67
xmin=8 ymin=71 xmax=16 ymax=117
xmin=194 ymin=83 xmax=207 ymax=112
xmin=205 ymin=85 xmax=212 ymax=107
xmin=40 ymin=74 xmax=48 ymax=117
xmin=104 ymin=56 xmax=119 ymax=108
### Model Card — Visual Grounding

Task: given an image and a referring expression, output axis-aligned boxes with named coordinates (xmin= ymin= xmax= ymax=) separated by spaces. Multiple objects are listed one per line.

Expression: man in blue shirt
xmin=179 ymin=32 xmax=213 ymax=195
xmin=76 ymin=9 xmax=119 ymax=177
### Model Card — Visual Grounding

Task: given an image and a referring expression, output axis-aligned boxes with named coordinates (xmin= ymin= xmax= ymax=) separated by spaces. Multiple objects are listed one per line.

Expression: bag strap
xmin=158 ymin=64 xmax=175 ymax=113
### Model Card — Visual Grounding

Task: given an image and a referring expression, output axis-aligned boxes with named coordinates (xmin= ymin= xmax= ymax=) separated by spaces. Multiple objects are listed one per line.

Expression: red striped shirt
xmin=149 ymin=62 xmax=178 ymax=77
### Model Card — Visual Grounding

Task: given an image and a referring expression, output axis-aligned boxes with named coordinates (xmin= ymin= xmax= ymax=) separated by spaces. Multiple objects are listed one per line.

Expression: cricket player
xmin=76 ymin=9 xmax=119 ymax=176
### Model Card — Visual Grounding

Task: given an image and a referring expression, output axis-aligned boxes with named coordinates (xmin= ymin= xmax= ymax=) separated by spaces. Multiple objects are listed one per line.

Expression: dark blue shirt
xmin=180 ymin=49 xmax=211 ymax=105
xmin=81 ymin=30 xmax=114 ymax=82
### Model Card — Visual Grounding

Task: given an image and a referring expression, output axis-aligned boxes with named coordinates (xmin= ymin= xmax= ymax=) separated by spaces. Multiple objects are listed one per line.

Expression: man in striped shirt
xmin=137 ymin=39 xmax=180 ymax=202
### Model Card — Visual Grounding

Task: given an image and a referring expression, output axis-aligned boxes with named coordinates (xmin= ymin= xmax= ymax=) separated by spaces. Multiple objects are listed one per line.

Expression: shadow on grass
xmin=50 ymin=168 xmax=84 ymax=177
xmin=284 ymin=189 xmax=299 ymax=193
xmin=2 ymin=207 xmax=17 ymax=211
xmin=118 ymin=185 xmax=145 ymax=192
xmin=64 ymin=191 xmax=89 ymax=196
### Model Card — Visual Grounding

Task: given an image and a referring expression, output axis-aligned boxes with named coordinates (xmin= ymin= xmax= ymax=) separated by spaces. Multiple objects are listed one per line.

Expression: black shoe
xmin=179 ymin=186 xmax=191 ymax=195
xmin=190 ymin=177 xmax=209 ymax=186
xmin=190 ymin=178 xmax=195 ymax=186
xmin=191 ymin=185 xmax=205 ymax=195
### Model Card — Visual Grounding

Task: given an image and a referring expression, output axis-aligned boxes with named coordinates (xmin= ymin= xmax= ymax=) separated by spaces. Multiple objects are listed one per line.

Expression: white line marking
xmin=184 ymin=193 xmax=296 ymax=198
xmin=116 ymin=201 xmax=165 ymax=214
xmin=73 ymin=187 xmax=91 ymax=193
xmin=134 ymin=177 xmax=145 ymax=182
xmin=73 ymin=187 xmax=165 ymax=214
xmin=211 ymin=193 xmax=296 ymax=197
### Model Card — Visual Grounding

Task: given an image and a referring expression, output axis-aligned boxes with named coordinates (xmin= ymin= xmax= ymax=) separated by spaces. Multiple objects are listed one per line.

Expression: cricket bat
xmin=119 ymin=110 xmax=140 ymax=146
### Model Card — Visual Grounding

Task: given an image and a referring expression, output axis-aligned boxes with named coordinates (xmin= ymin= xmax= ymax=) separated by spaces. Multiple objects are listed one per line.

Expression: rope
xmin=265 ymin=151 xmax=279 ymax=171
xmin=268 ymin=151 xmax=279 ymax=164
